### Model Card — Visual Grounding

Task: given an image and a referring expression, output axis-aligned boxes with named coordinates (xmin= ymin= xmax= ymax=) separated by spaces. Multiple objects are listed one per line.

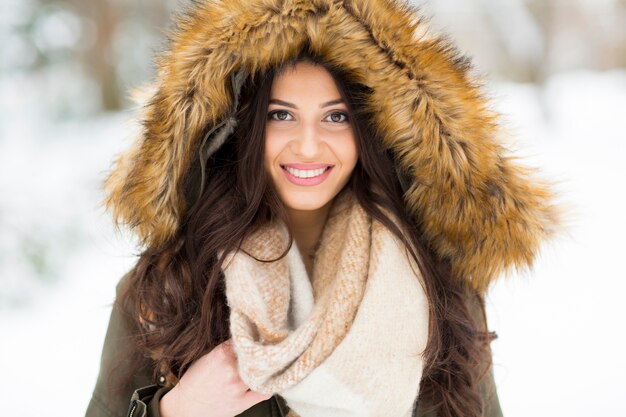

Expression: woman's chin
xmin=281 ymin=193 xmax=332 ymax=213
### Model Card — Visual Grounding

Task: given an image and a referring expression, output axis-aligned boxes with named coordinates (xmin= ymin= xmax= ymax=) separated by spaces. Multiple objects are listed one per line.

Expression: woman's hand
xmin=159 ymin=339 xmax=273 ymax=417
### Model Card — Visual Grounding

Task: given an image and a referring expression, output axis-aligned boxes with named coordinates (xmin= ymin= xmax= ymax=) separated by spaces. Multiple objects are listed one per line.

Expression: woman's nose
xmin=291 ymin=123 xmax=323 ymax=158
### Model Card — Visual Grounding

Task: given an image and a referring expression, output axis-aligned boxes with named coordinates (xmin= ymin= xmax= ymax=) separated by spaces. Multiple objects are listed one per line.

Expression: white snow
xmin=484 ymin=69 xmax=626 ymax=416
xmin=0 ymin=69 xmax=625 ymax=416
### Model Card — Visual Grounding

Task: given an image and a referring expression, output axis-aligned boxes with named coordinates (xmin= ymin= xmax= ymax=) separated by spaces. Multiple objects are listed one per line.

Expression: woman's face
xmin=264 ymin=62 xmax=358 ymax=213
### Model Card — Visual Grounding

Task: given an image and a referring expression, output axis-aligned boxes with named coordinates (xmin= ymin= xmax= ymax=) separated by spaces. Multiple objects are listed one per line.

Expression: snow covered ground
xmin=0 ymin=69 xmax=625 ymax=416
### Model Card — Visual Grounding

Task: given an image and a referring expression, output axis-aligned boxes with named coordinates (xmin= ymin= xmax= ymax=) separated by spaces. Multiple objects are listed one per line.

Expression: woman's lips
xmin=280 ymin=164 xmax=334 ymax=186
xmin=281 ymin=163 xmax=334 ymax=170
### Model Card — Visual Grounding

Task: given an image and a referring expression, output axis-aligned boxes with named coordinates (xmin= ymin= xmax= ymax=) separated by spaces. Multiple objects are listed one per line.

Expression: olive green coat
xmin=85 ymin=273 xmax=503 ymax=417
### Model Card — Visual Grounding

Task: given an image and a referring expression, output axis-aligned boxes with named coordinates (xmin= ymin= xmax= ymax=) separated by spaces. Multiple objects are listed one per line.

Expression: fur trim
xmin=102 ymin=0 xmax=561 ymax=294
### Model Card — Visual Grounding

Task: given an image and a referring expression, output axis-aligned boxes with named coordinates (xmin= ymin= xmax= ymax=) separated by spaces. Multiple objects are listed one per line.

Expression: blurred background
xmin=1 ymin=0 xmax=624 ymax=415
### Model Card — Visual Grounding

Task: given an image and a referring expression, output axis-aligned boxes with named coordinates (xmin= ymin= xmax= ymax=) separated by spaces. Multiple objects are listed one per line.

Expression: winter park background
xmin=1 ymin=0 xmax=625 ymax=416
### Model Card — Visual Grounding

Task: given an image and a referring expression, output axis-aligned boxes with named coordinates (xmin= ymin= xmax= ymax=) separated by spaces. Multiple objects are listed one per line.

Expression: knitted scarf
xmin=222 ymin=189 xmax=430 ymax=417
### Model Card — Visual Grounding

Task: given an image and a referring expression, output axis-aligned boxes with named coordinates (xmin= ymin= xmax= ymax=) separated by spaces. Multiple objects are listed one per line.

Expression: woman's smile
xmin=281 ymin=165 xmax=333 ymax=185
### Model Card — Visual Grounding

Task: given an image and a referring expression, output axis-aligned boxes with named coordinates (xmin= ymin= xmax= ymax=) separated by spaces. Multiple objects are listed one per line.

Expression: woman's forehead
xmin=271 ymin=63 xmax=342 ymax=102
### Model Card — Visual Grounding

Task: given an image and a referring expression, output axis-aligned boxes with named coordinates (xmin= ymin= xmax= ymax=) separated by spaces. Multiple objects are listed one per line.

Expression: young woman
xmin=86 ymin=1 xmax=560 ymax=417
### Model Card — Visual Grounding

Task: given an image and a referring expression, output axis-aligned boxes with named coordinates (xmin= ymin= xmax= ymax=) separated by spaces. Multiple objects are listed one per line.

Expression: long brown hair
xmin=114 ymin=47 xmax=497 ymax=417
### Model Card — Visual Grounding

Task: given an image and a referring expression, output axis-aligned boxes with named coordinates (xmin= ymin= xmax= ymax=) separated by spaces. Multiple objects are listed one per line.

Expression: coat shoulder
xmin=85 ymin=271 xmax=280 ymax=417
xmin=85 ymin=271 xmax=156 ymax=417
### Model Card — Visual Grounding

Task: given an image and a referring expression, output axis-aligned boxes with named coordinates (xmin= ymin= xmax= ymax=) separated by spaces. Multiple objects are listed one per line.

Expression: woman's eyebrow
xmin=269 ymin=98 xmax=345 ymax=108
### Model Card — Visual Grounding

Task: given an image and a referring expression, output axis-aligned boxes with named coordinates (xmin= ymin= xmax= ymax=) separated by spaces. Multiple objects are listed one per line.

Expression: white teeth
xmin=284 ymin=166 xmax=329 ymax=178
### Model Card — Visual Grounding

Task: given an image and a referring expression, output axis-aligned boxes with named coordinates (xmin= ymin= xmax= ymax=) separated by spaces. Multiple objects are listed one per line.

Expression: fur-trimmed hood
xmin=103 ymin=0 xmax=560 ymax=295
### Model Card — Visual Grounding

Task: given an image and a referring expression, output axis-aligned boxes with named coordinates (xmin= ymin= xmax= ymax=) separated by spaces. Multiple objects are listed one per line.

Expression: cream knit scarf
xmin=222 ymin=188 xmax=430 ymax=417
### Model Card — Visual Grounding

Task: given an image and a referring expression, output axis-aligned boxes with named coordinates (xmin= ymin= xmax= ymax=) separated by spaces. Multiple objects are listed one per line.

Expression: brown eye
xmin=325 ymin=111 xmax=349 ymax=123
xmin=268 ymin=110 xmax=293 ymax=121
